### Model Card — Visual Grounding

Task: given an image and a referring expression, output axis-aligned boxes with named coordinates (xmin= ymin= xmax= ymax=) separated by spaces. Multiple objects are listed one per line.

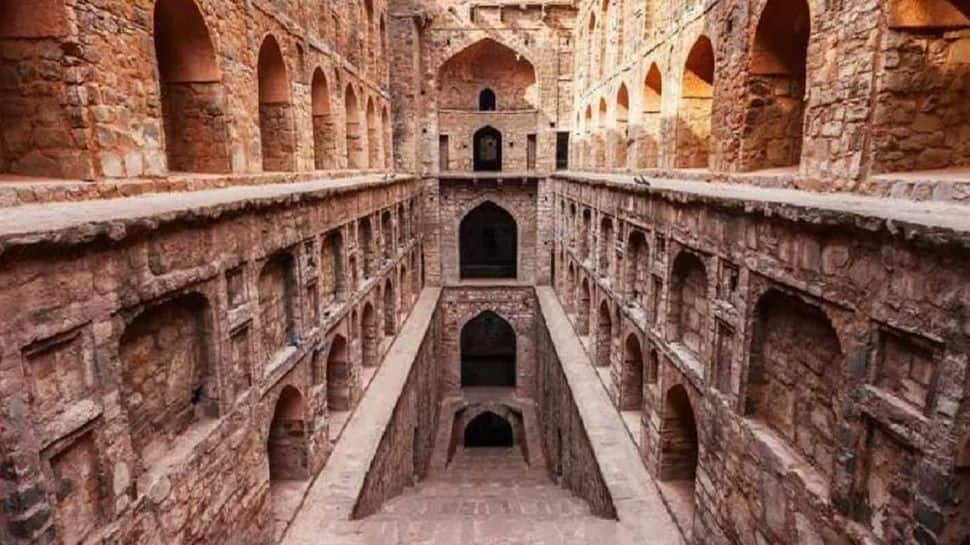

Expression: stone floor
xmin=358 ymin=447 xmax=633 ymax=544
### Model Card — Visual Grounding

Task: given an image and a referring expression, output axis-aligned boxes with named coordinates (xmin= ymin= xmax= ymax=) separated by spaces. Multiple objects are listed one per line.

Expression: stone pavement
xmin=357 ymin=447 xmax=633 ymax=545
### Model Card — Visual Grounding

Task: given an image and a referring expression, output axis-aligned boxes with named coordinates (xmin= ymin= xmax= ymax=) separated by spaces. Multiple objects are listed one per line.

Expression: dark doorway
xmin=556 ymin=131 xmax=569 ymax=170
xmin=460 ymin=201 xmax=517 ymax=279
xmin=461 ymin=311 xmax=516 ymax=387
xmin=464 ymin=412 xmax=514 ymax=447
xmin=479 ymin=88 xmax=496 ymax=111
xmin=473 ymin=126 xmax=502 ymax=171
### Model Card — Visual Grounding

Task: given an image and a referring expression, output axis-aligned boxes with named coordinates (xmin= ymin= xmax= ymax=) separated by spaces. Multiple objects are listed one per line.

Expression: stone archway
xmin=464 ymin=411 xmax=514 ymax=447
xmin=473 ymin=126 xmax=502 ymax=171
xmin=257 ymin=35 xmax=295 ymax=172
xmin=460 ymin=310 xmax=516 ymax=388
xmin=459 ymin=201 xmax=517 ymax=279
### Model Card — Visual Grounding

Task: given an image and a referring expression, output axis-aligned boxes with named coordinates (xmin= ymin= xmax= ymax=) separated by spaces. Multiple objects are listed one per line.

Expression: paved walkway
xmin=358 ymin=447 xmax=630 ymax=545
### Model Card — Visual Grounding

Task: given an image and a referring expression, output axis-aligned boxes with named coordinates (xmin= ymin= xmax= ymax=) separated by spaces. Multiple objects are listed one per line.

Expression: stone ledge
xmin=0 ymin=173 xmax=416 ymax=255
xmin=280 ymin=287 xmax=442 ymax=545
xmin=534 ymin=286 xmax=686 ymax=545
xmin=555 ymin=171 xmax=970 ymax=249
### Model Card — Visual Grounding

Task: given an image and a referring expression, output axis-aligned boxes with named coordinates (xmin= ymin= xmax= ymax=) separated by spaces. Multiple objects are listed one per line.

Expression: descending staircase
xmin=360 ymin=447 xmax=633 ymax=544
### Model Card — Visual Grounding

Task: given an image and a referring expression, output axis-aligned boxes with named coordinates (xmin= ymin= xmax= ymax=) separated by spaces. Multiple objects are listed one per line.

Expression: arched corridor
xmin=463 ymin=411 xmax=514 ymax=447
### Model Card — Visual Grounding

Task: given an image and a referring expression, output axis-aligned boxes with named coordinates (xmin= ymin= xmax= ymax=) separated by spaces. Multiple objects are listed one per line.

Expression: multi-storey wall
xmin=389 ymin=0 xmax=577 ymax=174
xmin=0 ymin=0 xmax=393 ymax=181
xmin=552 ymin=173 xmax=970 ymax=544
xmin=571 ymin=0 xmax=970 ymax=199
xmin=0 ymin=177 xmax=425 ymax=545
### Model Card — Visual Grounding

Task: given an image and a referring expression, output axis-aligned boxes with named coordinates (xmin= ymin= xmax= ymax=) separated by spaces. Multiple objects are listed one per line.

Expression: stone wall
xmin=0 ymin=0 xmax=393 ymax=180
xmin=534 ymin=289 xmax=618 ymax=519
xmin=552 ymin=173 xmax=970 ymax=545
xmin=571 ymin=0 xmax=970 ymax=199
xmin=0 ymin=176 xmax=425 ymax=545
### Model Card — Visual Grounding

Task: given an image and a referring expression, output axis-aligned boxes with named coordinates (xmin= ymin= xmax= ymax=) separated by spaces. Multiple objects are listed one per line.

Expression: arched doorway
xmin=595 ymin=301 xmax=612 ymax=367
xmin=659 ymin=384 xmax=699 ymax=528
xmin=361 ymin=302 xmax=378 ymax=368
xmin=311 ymin=68 xmax=335 ymax=169
xmin=345 ymin=85 xmax=364 ymax=169
xmin=459 ymin=201 xmax=517 ymax=279
xmin=464 ymin=411 xmax=514 ymax=447
xmin=461 ymin=311 xmax=516 ymax=388
xmin=473 ymin=126 xmax=502 ymax=171
xmin=621 ymin=334 xmax=644 ymax=411
xmin=677 ymin=36 xmax=715 ymax=169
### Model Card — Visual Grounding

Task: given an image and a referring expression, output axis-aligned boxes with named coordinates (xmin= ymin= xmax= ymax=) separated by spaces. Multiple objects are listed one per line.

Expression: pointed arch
xmin=153 ymin=0 xmax=230 ymax=173
xmin=595 ymin=300 xmax=613 ymax=367
xmin=461 ymin=311 xmax=516 ymax=387
xmin=345 ymin=84 xmax=364 ymax=168
xmin=257 ymin=35 xmax=295 ymax=172
xmin=622 ymin=334 xmax=644 ymax=411
xmin=326 ymin=334 xmax=351 ymax=411
xmin=268 ymin=386 xmax=308 ymax=481
xmin=361 ymin=302 xmax=378 ymax=368
xmin=312 ymin=67 xmax=336 ymax=169
xmin=366 ymin=97 xmax=379 ymax=168
xmin=473 ymin=125 xmax=503 ymax=171
xmin=677 ymin=36 xmax=715 ymax=169
xmin=438 ymin=38 xmax=538 ymax=109
xmin=460 ymin=200 xmax=517 ymax=278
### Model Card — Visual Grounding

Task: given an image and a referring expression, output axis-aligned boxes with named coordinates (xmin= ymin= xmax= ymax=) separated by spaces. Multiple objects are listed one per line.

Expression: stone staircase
xmin=360 ymin=447 xmax=637 ymax=544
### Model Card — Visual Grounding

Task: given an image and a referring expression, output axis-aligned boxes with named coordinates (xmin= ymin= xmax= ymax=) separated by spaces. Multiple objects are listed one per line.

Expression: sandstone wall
xmin=0 ymin=176 xmax=425 ymax=545
xmin=0 ymin=0 xmax=393 ymax=180
xmin=571 ymin=0 xmax=970 ymax=199
xmin=552 ymin=173 xmax=970 ymax=545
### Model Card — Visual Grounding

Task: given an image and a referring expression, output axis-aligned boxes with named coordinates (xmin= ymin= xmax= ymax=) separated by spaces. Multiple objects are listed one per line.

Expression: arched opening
xmin=461 ymin=311 xmax=516 ymax=388
xmin=580 ymin=209 xmax=592 ymax=259
xmin=566 ymin=264 xmax=577 ymax=312
xmin=648 ymin=348 xmax=660 ymax=384
xmin=359 ymin=217 xmax=374 ymax=278
xmin=366 ymin=97 xmax=379 ymax=168
xmin=677 ymin=36 xmax=715 ymax=169
xmin=259 ymin=253 xmax=296 ymax=362
xmin=621 ymin=334 xmax=644 ymax=411
xmin=464 ymin=411 xmax=514 ymax=447
xmin=625 ymin=230 xmax=648 ymax=305
xmin=311 ymin=68 xmax=336 ymax=169
xmin=615 ymin=83 xmax=630 ymax=167
xmin=326 ymin=335 xmax=351 ymax=412
xmin=383 ymin=278 xmax=395 ymax=336
xmin=473 ymin=126 xmax=503 ymax=171
xmin=153 ymin=0 xmax=229 ymax=174
xmin=268 ymin=386 xmax=308 ymax=482
xmin=479 ymin=88 xmax=497 ymax=111
xmin=744 ymin=0 xmax=810 ymax=171
xmin=398 ymin=266 xmax=409 ymax=317
xmin=668 ymin=252 xmax=708 ymax=358
xmin=345 ymin=85 xmax=364 ymax=169
xmin=437 ymin=38 xmax=537 ymax=110
xmin=599 ymin=217 xmax=613 ymax=277
xmin=257 ymin=35 xmax=295 ymax=172
xmin=596 ymin=98 xmax=608 ymax=167
xmin=381 ymin=209 xmax=393 ymax=260
xmin=361 ymin=302 xmax=378 ymax=368
xmin=659 ymin=385 xmax=698 ymax=522
xmin=0 ymin=0 xmax=87 ymax=179
xmin=381 ymin=105 xmax=391 ymax=169
xmin=595 ymin=301 xmax=612 ymax=367
xmin=746 ymin=290 xmax=841 ymax=478
xmin=578 ymin=278 xmax=591 ymax=336
xmin=323 ymin=231 xmax=345 ymax=304
xmin=459 ymin=201 xmax=517 ymax=279
xmin=640 ymin=63 xmax=663 ymax=168
xmin=120 ymin=293 xmax=215 ymax=466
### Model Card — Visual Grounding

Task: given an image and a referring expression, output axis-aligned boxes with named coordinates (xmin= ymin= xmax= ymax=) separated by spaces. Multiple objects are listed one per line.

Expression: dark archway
xmin=473 ymin=126 xmax=502 ymax=171
xmin=326 ymin=335 xmax=350 ymax=411
xmin=464 ymin=411 xmax=514 ymax=447
xmin=479 ymin=88 xmax=496 ymax=111
xmin=459 ymin=201 xmax=517 ymax=279
xmin=256 ymin=35 xmax=295 ymax=172
xmin=461 ymin=311 xmax=516 ymax=387
xmin=268 ymin=386 xmax=308 ymax=481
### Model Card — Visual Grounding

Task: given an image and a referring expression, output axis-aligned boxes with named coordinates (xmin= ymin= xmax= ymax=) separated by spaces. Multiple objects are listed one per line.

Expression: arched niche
xmin=473 ymin=125 xmax=503 ymax=172
xmin=464 ymin=411 xmax=514 ymax=447
xmin=154 ymin=0 xmax=229 ymax=174
xmin=677 ymin=36 xmax=715 ymax=169
xmin=437 ymin=38 xmax=537 ymax=110
xmin=257 ymin=35 xmax=295 ymax=172
xmin=459 ymin=201 xmax=517 ymax=279
xmin=311 ymin=67 xmax=336 ymax=170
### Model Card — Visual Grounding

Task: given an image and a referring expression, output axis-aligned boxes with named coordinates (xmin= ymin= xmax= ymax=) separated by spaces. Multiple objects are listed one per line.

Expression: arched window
xmin=473 ymin=126 xmax=502 ymax=171
xmin=479 ymin=88 xmax=496 ymax=111
xmin=460 ymin=201 xmax=517 ymax=279
xmin=257 ymin=35 xmax=295 ymax=172
xmin=461 ymin=311 xmax=516 ymax=387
